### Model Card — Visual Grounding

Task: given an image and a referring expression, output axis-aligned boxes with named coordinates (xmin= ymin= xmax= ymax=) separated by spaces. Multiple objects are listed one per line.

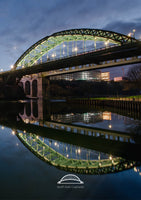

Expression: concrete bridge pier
xmin=19 ymin=98 xmax=43 ymax=124
xmin=20 ymin=73 xmax=51 ymax=99
xmin=20 ymin=73 xmax=45 ymax=99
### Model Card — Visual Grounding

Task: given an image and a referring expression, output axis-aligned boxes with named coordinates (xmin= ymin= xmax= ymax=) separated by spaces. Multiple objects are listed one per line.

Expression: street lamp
xmin=51 ymin=53 xmax=56 ymax=59
xmin=11 ymin=65 xmax=14 ymax=69
xmin=109 ymin=155 xmax=113 ymax=160
xmin=104 ymin=41 xmax=109 ymax=48
xmin=133 ymin=29 xmax=136 ymax=38
xmin=72 ymin=47 xmax=78 ymax=55
xmin=11 ymin=130 xmax=15 ymax=135
xmin=94 ymin=37 xmax=97 ymax=51
xmin=108 ymin=124 xmax=112 ymax=128
xmin=77 ymin=148 xmax=81 ymax=154
xmin=62 ymin=43 xmax=66 ymax=55
xmin=128 ymin=33 xmax=132 ymax=37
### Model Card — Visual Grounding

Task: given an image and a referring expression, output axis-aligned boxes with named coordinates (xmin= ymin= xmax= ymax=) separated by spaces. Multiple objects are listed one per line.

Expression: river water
xmin=0 ymin=100 xmax=141 ymax=200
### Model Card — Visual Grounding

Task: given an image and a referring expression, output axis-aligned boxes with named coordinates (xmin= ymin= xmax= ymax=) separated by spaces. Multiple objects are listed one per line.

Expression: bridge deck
xmin=1 ymin=42 xmax=141 ymax=80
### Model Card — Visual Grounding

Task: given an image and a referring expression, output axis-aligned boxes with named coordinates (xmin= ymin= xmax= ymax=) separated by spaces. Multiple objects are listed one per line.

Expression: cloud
xmin=0 ymin=0 xmax=141 ymax=70
xmin=103 ymin=19 xmax=141 ymax=38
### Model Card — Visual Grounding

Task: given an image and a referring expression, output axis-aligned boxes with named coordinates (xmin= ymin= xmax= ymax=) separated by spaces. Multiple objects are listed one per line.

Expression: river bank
xmin=67 ymin=97 xmax=141 ymax=112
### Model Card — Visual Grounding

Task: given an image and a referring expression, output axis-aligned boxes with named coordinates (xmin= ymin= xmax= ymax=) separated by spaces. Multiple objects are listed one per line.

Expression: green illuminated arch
xmin=14 ymin=28 xmax=137 ymax=69
xmin=17 ymin=132 xmax=135 ymax=175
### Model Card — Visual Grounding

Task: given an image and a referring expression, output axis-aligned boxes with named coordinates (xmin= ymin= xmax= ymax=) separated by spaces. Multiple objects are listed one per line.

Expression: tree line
xmin=49 ymin=64 xmax=141 ymax=98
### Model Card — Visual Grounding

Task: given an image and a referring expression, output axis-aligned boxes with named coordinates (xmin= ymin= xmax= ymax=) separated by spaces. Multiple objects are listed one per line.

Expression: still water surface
xmin=0 ymin=100 xmax=141 ymax=200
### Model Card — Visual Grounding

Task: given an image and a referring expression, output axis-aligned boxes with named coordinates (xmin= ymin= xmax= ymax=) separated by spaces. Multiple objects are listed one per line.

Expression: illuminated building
xmin=50 ymin=70 xmax=111 ymax=82
xmin=114 ymin=77 xmax=123 ymax=82
xmin=102 ymin=112 xmax=112 ymax=120
xmin=101 ymin=72 xmax=110 ymax=81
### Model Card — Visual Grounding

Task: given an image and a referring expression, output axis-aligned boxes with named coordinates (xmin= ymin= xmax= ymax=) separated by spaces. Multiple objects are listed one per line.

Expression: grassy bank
xmin=71 ymin=95 xmax=141 ymax=101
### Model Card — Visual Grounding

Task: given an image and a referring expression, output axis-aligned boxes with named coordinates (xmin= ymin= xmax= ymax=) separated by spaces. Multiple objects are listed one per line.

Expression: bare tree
xmin=127 ymin=64 xmax=141 ymax=89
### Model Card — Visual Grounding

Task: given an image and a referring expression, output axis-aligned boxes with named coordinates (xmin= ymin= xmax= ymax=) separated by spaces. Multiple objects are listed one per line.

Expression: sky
xmin=0 ymin=0 xmax=141 ymax=73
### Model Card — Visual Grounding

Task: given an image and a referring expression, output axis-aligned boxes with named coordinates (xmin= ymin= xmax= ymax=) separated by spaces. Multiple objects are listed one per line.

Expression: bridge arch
xmin=14 ymin=28 xmax=137 ymax=69
xmin=17 ymin=131 xmax=136 ymax=175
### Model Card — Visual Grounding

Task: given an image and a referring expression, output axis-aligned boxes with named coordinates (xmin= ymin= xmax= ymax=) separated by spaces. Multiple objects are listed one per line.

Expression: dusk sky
xmin=0 ymin=0 xmax=141 ymax=74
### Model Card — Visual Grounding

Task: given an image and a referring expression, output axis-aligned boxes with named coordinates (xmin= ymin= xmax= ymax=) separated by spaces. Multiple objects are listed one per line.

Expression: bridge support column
xmin=20 ymin=77 xmax=33 ymax=98
xmin=30 ymin=80 xmax=33 ymax=98
xmin=37 ymin=74 xmax=43 ymax=98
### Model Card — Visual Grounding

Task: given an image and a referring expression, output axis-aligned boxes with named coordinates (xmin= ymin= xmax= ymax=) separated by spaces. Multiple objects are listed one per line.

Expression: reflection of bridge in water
xmin=16 ymin=130 xmax=136 ymax=175
xmin=0 ymin=100 xmax=135 ymax=174
xmin=0 ymin=100 xmax=139 ymax=175
xmin=19 ymin=100 xmax=136 ymax=145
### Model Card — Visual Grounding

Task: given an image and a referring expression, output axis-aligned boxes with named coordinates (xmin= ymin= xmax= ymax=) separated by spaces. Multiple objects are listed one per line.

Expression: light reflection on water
xmin=36 ymin=136 xmax=109 ymax=161
xmin=0 ymin=101 xmax=141 ymax=199
xmin=50 ymin=111 xmax=141 ymax=134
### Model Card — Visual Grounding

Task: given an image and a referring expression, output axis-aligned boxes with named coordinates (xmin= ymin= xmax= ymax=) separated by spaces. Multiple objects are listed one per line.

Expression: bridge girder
xmin=14 ymin=28 xmax=137 ymax=69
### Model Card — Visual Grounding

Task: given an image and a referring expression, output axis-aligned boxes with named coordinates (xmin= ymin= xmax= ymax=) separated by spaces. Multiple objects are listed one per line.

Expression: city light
xmin=134 ymin=167 xmax=138 ymax=172
xmin=108 ymin=124 xmax=112 ymax=128
xmin=52 ymin=53 xmax=56 ymax=58
xmin=104 ymin=41 xmax=109 ymax=47
xmin=109 ymin=155 xmax=113 ymax=160
xmin=72 ymin=47 xmax=78 ymax=52
xmin=77 ymin=149 xmax=81 ymax=154
xmin=10 ymin=65 xmax=14 ymax=69
xmin=133 ymin=29 xmax=136 ymax=38
xmin=11 ymin=130 xmax=15 ymax=135
xmin=25 ymin=119 xmax=29 ymax=124
xmin=128 ymin=33 xmax=132 ymax=37
xmin=103 ymin=112 xmax=112 ymax=120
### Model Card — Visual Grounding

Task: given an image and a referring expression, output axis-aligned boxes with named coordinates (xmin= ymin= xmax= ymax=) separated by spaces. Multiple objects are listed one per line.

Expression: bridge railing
xmin=17 ymin=43 xmax=120 ymax=69
xmin=41 ymin=43 xmax=120 ymax=63
xmin=44 ymin=121 xmax=135 ymax=144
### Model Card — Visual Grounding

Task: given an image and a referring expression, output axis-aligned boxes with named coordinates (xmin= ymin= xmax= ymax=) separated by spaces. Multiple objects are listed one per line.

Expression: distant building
xmin=114 ymin=77 xmax=123 ymax=82
xmin=101 ymin=72 xmax=110 ymax=81
xmin=50 ymin=70 xmax=111 ymax=82
xmin=50 ymin=70 xmax=101 ymax=81
xmin=102 ymin=112 xmax=112 ymax=120
xmin=51 ymin=112 xmax=103 ymax=124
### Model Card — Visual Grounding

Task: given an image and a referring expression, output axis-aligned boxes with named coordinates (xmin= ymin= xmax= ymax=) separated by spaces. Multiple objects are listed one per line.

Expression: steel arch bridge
xmin=17 ymin=131 xmax=135 ymax=175
xmin=14 ymin=28 xmax=137 ymax=70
